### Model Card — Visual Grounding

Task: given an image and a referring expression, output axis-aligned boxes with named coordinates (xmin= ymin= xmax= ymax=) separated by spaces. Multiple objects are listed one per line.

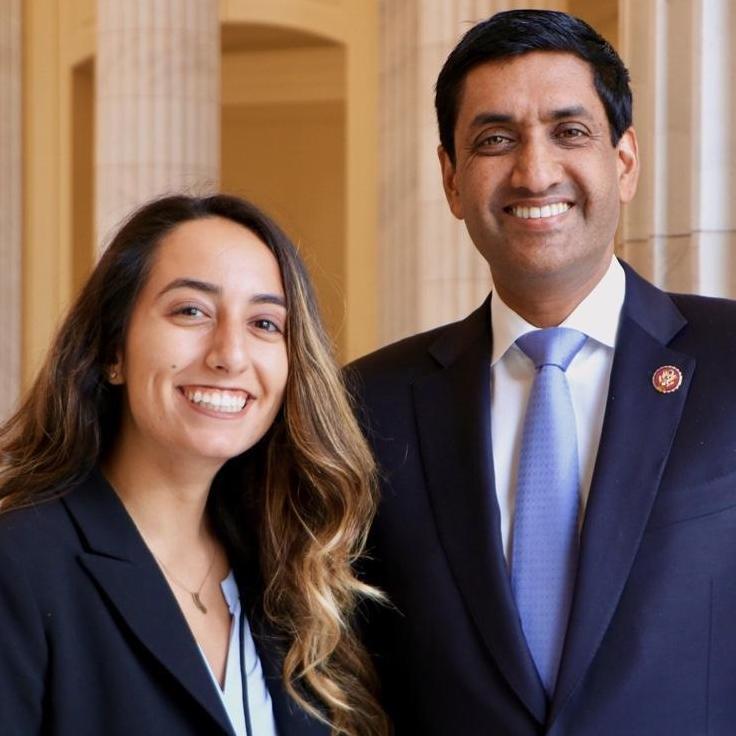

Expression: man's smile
xmin=505 ymin=201 xmax=573 ymax=219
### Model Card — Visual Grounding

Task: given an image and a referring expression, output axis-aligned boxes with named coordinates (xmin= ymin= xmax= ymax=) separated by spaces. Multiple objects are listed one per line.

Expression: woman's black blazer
xmin=0 ymin=469 xmax=328 ymax=736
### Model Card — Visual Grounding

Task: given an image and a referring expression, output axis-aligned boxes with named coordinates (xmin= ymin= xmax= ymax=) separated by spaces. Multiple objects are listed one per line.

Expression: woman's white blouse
xmin=199 ymin=571 xmax=279 ymax=736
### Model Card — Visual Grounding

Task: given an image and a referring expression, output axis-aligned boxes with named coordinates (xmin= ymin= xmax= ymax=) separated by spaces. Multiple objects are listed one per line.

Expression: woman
xmin=0 ymin=194 xmax=388 ymax=736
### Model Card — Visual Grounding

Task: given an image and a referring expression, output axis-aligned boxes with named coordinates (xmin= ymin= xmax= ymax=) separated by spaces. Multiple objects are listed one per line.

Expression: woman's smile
xmin=178 ymin=385 xmax=250 ymax=416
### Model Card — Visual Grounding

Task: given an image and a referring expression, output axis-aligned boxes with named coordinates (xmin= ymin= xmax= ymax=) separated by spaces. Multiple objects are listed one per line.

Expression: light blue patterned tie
xmin=511 ymin=327 xmax=587 ymax=694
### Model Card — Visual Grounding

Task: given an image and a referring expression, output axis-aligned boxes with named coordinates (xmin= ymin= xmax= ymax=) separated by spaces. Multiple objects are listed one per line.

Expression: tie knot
xmin=516 ymin=327 xmax=587 ymax=371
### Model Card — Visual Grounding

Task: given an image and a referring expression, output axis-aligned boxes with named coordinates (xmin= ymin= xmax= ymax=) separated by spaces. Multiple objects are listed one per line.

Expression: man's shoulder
xmin=669 ymin=290 xmax=736 ymax=319
xmin=668 ymin=290 xmax=736 ymax=350
xmin=347 ymin=303 xmax=486 ymax=393
xmin=349 ymin=324 xmax=446 ymax=377
xmin=622 ymin=261 xmax=736 ymax=352
xmin=345 ymin=324 xmax=459 ymax=435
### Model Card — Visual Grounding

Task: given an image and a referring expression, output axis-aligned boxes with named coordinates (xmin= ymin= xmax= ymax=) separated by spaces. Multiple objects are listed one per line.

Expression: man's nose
xmin=509 ymin=137 xmax=564 ymax=193
xmin=205 ymin=318 xmax=250 ymax=374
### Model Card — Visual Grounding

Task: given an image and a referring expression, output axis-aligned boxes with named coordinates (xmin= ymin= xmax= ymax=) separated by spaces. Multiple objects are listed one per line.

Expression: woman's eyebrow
xmin=156 ymin=278 xmax=220 ymax=298
xmin=251 ymin=294 xmax=286 ymax=308
xmin=156 ymin=279 xmax=286 ymax=308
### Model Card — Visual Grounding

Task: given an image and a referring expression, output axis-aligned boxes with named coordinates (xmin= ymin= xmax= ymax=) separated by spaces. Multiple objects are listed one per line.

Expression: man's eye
xmin=557 ymin=127 xmax=588 ymax=141
xmin=478 ymin=134 xmax=512 ymax=148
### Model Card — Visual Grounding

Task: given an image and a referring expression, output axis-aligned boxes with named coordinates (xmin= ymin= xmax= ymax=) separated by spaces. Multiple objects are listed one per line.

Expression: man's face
xmin=439 ymin=51 xmax=638 ymax=303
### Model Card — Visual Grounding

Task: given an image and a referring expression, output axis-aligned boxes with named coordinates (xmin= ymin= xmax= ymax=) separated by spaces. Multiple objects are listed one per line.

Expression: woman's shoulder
xmin=0 ymin=478 xmax=89 ymax=563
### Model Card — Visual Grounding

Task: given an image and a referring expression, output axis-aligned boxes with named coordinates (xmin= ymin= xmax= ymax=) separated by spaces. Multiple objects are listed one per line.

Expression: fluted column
xmin=0 ymin=0 xmax=22 ymax=418
xmin=96 ymin=0 xmax=220 ymax=247
xmin=619 ymin=0 xmax=736 ymax=297
xmin=379 ymin=0 xmax=567 ymax=346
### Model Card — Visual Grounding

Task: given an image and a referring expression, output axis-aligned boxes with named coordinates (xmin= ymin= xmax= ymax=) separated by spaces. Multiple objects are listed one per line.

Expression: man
xmin=350 ymin=10 xmax=736 ymax=735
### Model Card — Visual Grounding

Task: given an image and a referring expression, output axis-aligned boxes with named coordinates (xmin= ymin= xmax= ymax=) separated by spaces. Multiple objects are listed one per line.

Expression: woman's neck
xmin=102 ymin=440 xmax=220 ymax=554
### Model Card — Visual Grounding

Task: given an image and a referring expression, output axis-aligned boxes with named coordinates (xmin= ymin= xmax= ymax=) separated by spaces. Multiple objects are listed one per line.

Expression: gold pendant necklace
xmin=155 ymin=545 xmax=217 ymax=615
xmin=191 ymin=591 xmax=208 ymax=614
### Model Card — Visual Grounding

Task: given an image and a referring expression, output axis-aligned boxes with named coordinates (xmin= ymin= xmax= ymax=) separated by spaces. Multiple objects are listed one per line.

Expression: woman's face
xmin=112 ymin=216 xmax=289 ymax=471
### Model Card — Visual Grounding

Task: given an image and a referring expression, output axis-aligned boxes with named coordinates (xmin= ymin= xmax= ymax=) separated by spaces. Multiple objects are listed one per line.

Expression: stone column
xmin=379 ymin=0 xmax=567 ymax=346
xmin=96 ymin=0 xmax=220 ymax=248
xmin=0 ymin=0 xmax=22 ymax=418
xmin=619 ymin=0 xmax=736 ymax=297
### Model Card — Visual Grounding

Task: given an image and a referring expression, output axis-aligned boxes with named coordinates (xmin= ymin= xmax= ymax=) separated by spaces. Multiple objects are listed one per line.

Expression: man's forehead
xmin=455 ymin=51 xmax=599 ymax=120
xmin=463 ymin=49 xmax=594 ymax=80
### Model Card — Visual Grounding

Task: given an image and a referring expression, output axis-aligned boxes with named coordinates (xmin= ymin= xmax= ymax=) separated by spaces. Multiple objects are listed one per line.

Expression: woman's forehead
xmin=143 ymin=217 xmax=284 ymax=300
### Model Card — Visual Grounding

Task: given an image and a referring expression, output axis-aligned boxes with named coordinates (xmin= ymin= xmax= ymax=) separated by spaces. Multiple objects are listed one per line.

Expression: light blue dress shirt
xmin=199 ymin=571 xmax=279 ymax=736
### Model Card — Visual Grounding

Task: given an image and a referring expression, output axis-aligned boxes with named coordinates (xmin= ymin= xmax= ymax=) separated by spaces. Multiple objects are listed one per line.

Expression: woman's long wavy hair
xmin=0 ymin=194 xmax=389 ymax=736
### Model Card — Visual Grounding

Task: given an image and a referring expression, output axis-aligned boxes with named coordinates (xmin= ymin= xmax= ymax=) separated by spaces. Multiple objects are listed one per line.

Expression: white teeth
xmin=510 ymin=202 xmax=570 ymax=219
xmin=183 ymin=388 xmax=248 ymax=413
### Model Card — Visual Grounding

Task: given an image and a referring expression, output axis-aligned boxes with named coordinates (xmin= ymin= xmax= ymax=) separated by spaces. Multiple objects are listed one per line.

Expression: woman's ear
xmin=106 ymin=357 xmax=124 ymax=385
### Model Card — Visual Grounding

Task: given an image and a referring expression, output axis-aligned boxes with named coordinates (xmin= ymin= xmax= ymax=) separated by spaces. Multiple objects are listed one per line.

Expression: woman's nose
xmin=205 ymin=319 xmax=249 ymax=374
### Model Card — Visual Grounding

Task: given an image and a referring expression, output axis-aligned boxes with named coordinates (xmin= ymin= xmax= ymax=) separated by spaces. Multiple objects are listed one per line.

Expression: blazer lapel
xmin=549 ymin=265 xmax=695 ymax=724
xmin=412 ymin=300 xmax=547 ymax=724
xmin=62 ymin=471 xmax=235 ymax=736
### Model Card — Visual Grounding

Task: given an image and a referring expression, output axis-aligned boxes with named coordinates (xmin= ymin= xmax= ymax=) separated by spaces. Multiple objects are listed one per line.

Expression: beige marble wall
xmin=96 ymin=0 xmax=220 ymax=248
xmin=619 ymin=0 xmax=736 ymax=297
xmin=219 ymin=2 xmax=380 ymax=362
xmin=567 ymin=0 xmax=617 ymax=48
xmin=378 ymin=0 xmax=568 ymax=346
xmin=0 ymin=0 xmax=21 ymax=418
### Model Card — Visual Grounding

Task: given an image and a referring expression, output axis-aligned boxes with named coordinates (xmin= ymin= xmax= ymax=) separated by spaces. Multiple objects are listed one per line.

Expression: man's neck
xmin=492 ymin=258 xmax=614 ymax=327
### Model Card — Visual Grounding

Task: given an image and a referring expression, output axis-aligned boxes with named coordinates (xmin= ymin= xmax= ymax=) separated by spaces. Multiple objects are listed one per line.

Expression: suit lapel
xmin=412 ymin=300 xmax=547 ymax=724
xmin=62 ymin=471 xmax=235 ymax=736
xmin=549 ymin=264 xmax=695 ymax=724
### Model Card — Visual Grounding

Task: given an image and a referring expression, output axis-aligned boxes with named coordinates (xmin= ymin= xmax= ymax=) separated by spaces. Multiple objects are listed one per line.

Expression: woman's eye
xmin=175 ymin=305 xmax=206 ymax=318
xmin=253 ymin=319 xmax=281 ymax=333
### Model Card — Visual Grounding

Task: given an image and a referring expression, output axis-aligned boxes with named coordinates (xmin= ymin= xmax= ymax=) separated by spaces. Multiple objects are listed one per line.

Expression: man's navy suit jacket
xmin=349 ymin=262 xmax=736 ymax=735
xmin=0 ymin=469 xmax=328 ymax=736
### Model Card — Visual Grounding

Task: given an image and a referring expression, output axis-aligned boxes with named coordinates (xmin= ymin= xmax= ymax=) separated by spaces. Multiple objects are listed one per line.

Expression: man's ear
xmin=616 ymin=126 xmax=639 ymax=205
xmin=438 ymin=145 xmax=465 ymax=220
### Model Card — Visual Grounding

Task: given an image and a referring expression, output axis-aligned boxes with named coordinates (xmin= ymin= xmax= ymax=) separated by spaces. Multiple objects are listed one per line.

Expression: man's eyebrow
xmin=469 ymin=112 xmax=514 ymax=128
xmin=547 ymin=105 xmax=592 ymax=121
xmin=157 ymin=278 xmax=220 ymax=298
xmin=469 ymin=106 xmax=594 ymax=129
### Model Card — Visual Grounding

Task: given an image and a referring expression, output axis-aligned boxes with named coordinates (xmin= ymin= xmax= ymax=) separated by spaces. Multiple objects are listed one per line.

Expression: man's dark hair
xmin=435 ymin=9 xmax=632 ymax=163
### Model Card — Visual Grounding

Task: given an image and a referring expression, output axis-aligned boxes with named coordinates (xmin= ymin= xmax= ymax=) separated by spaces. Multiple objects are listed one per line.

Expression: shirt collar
xmin=490 ymin=256 xmax=625 ymax=365
xmin=219 ymin=569 xmax=240 ymax=615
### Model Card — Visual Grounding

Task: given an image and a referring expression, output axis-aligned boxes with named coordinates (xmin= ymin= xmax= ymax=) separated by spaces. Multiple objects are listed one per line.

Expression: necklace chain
xmin=104 ymin=476 xmax=218 ymax=615
xmin=155 ymin=545 xmax=217 ymax=615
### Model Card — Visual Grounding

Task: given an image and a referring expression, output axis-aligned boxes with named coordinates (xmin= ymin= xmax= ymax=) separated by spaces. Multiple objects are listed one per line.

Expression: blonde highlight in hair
xmin=259 ymin=253 xmax=388 ymax=735
xmin=0 ymin=194 xmax=389 ymax=736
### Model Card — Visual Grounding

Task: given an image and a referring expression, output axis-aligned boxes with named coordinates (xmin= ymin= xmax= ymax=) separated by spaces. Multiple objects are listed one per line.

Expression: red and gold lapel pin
xmin=652 ymin=365 xmax=683 ymax=394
